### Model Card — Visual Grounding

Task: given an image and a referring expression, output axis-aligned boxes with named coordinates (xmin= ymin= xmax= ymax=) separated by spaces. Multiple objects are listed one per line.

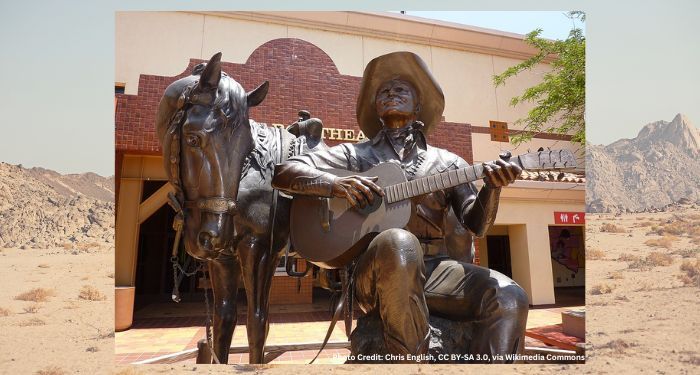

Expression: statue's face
xmin=375 ymin=79 xmax=417 ymax=121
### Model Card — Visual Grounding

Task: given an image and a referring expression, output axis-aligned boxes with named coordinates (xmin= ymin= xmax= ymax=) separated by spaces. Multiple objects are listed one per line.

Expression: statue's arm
xmin=449 ymin=155 xmax=502 ymax=237
xmin=452 ymin=182 xmax=501 ymax=238
xmin=272 ymin=161 xmax=336 ymax=197
xmin=451 ymin=154 xmax=520 ymax=237
xmin=272 ymin=145 xmax=352 ymax=197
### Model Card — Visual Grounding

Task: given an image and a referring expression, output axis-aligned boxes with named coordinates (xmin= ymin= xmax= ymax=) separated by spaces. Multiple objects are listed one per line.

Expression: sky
xmin=0 ymin=1 xmax=698 ymax=176
xmin=401 ymin=11 xmax=582 ymax=40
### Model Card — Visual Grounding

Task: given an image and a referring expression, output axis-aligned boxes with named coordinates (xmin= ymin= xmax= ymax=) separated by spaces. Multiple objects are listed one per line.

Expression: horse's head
xmin=156 ymin=52 xmax=269 ymax=260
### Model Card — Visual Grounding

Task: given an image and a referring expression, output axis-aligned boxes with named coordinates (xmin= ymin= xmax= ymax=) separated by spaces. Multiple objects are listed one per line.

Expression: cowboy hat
xmin=356 ymin=51 xmax=445 ymax=139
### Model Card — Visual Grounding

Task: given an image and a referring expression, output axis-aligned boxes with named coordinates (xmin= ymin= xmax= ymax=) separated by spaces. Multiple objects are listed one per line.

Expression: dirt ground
xmin=1 ymin=208 xmax=699 ymax=374
xmin=0 ymin=246 xmax=114 ymax=374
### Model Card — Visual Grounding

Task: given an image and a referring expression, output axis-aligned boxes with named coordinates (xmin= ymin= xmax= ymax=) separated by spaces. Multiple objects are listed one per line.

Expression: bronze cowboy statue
xmin=273 ymin=51 xmax=530 ymax=363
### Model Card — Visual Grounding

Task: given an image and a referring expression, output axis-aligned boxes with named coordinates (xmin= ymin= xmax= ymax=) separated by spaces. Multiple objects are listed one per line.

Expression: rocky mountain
xmin=587 ymin=113 xmax=700 ymax=213
xmin=24 ymin=167 xmax=115 ymax=203
xmin=0 ymin=162 xmax=114 ymax=249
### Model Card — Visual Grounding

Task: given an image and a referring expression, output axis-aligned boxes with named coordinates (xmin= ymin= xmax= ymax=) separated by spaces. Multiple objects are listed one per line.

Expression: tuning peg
xmin=537 ymin=147 xmax=544 ymax=152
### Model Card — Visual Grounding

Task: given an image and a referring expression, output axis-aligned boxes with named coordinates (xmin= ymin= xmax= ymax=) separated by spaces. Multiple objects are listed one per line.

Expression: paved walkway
xmin=116 ymin=300 xmax=584 ymax=365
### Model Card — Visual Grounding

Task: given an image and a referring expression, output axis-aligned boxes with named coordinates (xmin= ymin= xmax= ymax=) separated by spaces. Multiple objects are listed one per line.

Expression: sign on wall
xmin=554 ymin=211 xmax=585 ymax=225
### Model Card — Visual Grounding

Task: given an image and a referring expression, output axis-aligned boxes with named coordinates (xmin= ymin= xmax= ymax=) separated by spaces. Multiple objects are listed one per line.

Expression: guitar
xmin=290 ymin=150 xmax=577 ymax=269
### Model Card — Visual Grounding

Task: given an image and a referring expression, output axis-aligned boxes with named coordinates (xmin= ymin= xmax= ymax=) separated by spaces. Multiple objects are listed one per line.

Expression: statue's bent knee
xmin=498 ymin=283 xmax=529 ymax=313
xmin=369 ymin=228 xmax=423 ymax=267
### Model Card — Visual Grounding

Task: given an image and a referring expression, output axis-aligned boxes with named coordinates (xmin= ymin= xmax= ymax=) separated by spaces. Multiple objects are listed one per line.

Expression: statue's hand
xmin=482 ymin=157 xmax=522 ymax=189
xmin=332 ymin=175 xmax=384 ymax=208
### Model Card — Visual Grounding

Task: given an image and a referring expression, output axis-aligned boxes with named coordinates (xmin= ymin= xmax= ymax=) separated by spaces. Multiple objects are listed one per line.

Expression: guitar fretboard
xmin=381 ymin=149 xmax=577 ymax=204
xmin=383 ymin=164 xmax=485 ymax=204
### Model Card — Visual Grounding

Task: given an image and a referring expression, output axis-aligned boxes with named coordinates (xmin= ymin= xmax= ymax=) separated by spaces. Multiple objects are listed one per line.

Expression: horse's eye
xmin=185 ymin=134 xmax=201 ymax=147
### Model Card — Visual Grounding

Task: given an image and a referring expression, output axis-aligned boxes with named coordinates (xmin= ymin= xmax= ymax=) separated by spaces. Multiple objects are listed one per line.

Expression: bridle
xmin=165 ymin=78 xmax=240 ymax=226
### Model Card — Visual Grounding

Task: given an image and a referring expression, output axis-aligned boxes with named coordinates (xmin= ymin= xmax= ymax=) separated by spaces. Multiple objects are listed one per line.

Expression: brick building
xmin=115 ymin=11 xmax=585 ymax=330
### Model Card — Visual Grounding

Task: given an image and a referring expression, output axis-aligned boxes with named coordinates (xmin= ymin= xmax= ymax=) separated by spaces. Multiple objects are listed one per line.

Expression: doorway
xmin=486 ymin=235 xmax=512 ymax=278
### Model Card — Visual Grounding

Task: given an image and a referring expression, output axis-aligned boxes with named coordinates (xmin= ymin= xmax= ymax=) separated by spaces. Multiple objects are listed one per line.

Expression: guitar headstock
xmin=515 ymin=149 xmax=577 ymax=171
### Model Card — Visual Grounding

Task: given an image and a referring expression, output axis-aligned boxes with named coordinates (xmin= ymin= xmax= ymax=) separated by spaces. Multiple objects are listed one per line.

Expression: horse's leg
xmin=207 ymin=255 xmax=241 ymax=364
xmin=238 ymin=235 xmax=281 ymax=364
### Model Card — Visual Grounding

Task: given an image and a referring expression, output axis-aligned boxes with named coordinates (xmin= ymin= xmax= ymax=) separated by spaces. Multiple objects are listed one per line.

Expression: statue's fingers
xmin=344 ymin=190 xmax=359 ymax=208
xmin=482 ymin=163 xmax=499 ymax=187
xmin=351 ymin=179 xmax=374 ymax=204
xmin=348 ymin=185 xmax=368 ymax=207
xmin=492 ymin=164 xmax=510 ymax=186
xmin=361 ymin=176 xmax=384 ymax=196
xmin=496 ymin=159 xmax=519 ymax=182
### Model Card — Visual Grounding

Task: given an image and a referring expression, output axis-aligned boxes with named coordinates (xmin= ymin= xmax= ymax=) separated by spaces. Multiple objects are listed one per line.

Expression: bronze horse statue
xmin=155 ymin=52 xmax=320 ymax=364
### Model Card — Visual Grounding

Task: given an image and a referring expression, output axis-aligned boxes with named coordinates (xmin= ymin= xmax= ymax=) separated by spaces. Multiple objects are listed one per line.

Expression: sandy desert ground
xmin=1 ymin=208 xmax=699 ymax=374
xmin=0 ymin=245 xmax=114 ymax=374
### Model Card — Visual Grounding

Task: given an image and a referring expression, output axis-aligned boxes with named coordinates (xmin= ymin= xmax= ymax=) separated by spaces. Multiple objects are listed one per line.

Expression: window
xmin=115 ymin=83 xmax=125 ymax=110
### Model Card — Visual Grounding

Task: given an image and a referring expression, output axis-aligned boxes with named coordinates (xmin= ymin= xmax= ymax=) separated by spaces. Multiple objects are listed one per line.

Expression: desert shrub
xmin=78 ymin=285 xmax=106 ymax=301
xmin=644 ymin=235 xmax=677 ymax=249
xmin=618 ymin=253 xmax=641 ymax=262
xmin=672 ymin=248 xmax=700 ymax=258
xmin=653 ymin=220 xmax=700 ymax=237
xmin=678 ymin=258 xmax=700 ymax=287
xmin=601 ymin=339 xmax=635 ymax=355
xmin=600 ymin=223 xmax=627 ymax=233
xmin=60 ymin=242 xmax=73 ymax=250
xmin=636 ymin=221 xmax=654 ymax=227
xmin=15 ymin=288 xmax=55 ymax=302
xmin=646 ymin=252 xmax=673 ymax=266
xmin=23 ymin=304 xmax=41 ymax=314
xmin=76 ymin=242 xmax=101 ymax=251
xmin=608 ymin=271 xmax=624 ymax=279
xmin=591 ymin=283 xmax=614 ymax=295
xmin=35 ymin=366 xmax=66 ymax=375
xmin=628 ymin=258 xmax=650 ymax=270
xmin=19 ymin=317 xmax=46 ymax=327
xmin=629 ymin=252 xmax=675 ymax=270
xmin=0 ymin=307 xmax=11 ymax=316
xmin=587 ymin=248 xmax=606 ymax=260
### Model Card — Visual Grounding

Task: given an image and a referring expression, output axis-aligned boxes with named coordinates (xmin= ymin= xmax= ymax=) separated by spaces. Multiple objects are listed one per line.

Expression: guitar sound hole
xmin=355 ymin=191 xmax=383 ymax=216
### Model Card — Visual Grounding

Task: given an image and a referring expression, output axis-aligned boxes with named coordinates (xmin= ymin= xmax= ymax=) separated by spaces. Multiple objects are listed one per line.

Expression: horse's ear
xmin=198 ymin=52 xmax=222 ymax=91
xmin=247 ymin=81 xmax=269 ymax=108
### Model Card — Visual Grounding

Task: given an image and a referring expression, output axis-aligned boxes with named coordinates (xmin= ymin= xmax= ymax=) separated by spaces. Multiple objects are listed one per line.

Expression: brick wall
xmin=115 ymin=38 xmax=474 ymax=163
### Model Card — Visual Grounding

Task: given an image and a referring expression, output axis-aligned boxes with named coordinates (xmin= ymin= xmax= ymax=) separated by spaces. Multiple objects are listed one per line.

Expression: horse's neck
xmin=243 ymin=119 xmax=283 ymax=173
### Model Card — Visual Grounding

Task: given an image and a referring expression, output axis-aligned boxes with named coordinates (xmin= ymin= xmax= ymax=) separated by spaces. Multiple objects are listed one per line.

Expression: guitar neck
xmin=382 ymin=149 xmax=577 ymax=204
xmin=384 ymin=164 xmax=487 ymax=204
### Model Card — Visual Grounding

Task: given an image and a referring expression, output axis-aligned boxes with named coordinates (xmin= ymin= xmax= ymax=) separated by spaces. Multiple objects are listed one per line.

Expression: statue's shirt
xmin=283 ymin=123 xmax=479 ymax=242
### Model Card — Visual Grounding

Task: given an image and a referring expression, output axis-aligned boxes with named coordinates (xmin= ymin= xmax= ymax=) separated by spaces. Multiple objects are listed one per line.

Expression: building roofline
xmin=190 ymin=11 xmax=552 ymax=63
